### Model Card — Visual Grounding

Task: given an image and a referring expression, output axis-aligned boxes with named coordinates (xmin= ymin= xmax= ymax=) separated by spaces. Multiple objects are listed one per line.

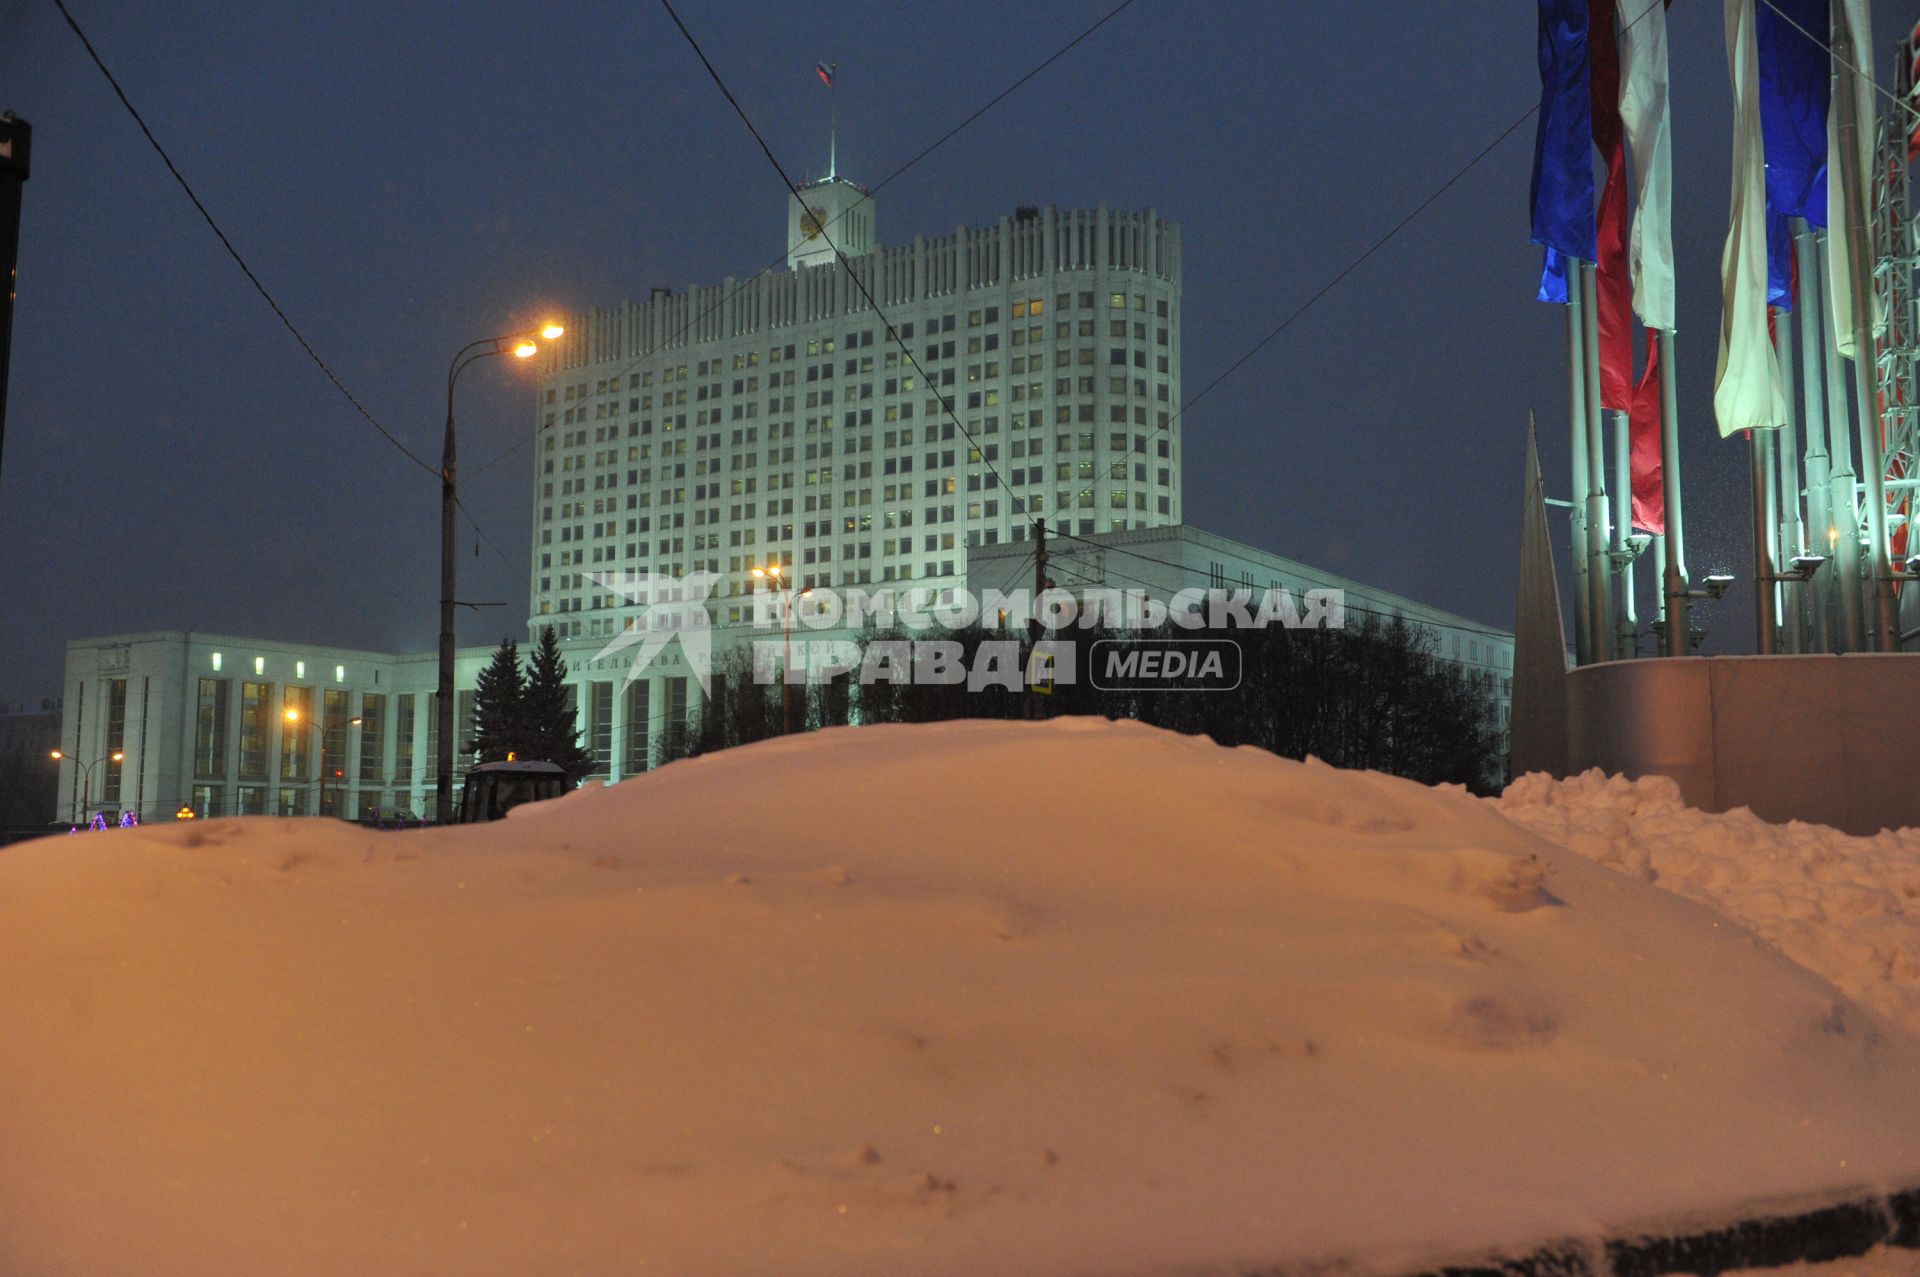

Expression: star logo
xmin=583 ymin=569 xmax=722 ymax=694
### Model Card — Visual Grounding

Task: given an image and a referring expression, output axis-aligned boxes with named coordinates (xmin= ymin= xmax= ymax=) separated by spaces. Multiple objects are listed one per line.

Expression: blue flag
xmin=1756 ymin=0 xmax=1828 ymax=308
xmin=1531 ymin=0 xmax=1597 ymax=301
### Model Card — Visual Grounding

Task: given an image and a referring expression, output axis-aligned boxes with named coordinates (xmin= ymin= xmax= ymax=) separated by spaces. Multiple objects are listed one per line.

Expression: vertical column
xmin=1568 ymin=287 xmax=1594 ymax=665
xmin=1658 ymin=327 xmax=1690 ymax=655
xmin=1821 ymin=231 xmax=1866 ymax=650
xmin=1751 ymin=428 xmax=1778 ymax=653
xmin=1579 ymin=261 xmax=1613 ymax=661
xmin=1611 ymin=408 xmax=1637 ymax=656
xmin=1796 ymin=223 xmax=1835 ymax=650
xmin=1773 ymin=306 xmax=1806 ymax=651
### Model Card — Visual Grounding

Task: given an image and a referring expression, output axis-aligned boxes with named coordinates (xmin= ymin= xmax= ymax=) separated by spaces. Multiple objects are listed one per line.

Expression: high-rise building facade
xmin=530 ymin=186 xmax=1183 ymax=641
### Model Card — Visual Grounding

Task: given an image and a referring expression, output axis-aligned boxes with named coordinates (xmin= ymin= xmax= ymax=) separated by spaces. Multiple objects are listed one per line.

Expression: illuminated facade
xmin=530 ymin=188 xmax=1184 ymax=642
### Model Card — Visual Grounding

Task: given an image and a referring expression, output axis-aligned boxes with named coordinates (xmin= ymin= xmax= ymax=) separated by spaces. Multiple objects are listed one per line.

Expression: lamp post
xmin=284 ymin=708 xmax=362 ymax=817
xmin=751 ymin=565 xmax=811 ymax=734
xmin=49 ymin=748 xmax=122 ymax=824
xmin=439 ymin=322 xmax=564 ymax=824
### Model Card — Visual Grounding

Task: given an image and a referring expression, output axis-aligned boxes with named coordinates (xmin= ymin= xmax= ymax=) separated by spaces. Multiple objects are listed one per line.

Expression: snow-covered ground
xmin=1496 ymin=770 xmax=1920 ymax=1038
xmin=4 ymin=718 xmax=1919 ymax=1276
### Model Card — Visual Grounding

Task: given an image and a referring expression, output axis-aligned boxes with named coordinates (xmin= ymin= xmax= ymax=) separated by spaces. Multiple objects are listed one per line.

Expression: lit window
xmin=335 ymin=665 xmax=345 ymax=683
xmin=211 ymin=652 xmax=222 ymax=672
xmin=253 ymin=656 xmax=265 ymax=676
xmin=296 ymin=660 xmax=306 ymax=680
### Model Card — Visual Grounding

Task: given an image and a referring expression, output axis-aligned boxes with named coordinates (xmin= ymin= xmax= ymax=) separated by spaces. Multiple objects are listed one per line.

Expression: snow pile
xmin=1496 ymin=770 xmax=1920 ymax=1037
xmin=5 ymin=719 xmax=1920 ymax=1276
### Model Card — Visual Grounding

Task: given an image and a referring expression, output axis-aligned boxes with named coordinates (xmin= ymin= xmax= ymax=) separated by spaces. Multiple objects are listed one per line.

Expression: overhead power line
xmin=1060 ymin=97 xmax=1540 ymax=515
xmin=469 ymin=0 xmax=1139 ymax=484
xmin=657 ymin=0 xmax=1031 ymax=516
xmin=52 ymin=0 xmax=438 ymax=480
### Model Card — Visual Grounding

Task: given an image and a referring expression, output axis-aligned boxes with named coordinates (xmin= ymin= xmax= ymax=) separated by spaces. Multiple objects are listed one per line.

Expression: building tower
xmin=787 ymin=176 xmax=874 ymax=271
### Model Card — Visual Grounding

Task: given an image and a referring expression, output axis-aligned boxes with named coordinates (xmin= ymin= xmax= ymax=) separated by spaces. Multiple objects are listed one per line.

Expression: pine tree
xmin=472 ymin=637 xmax=525 ymax=763
xmin=521 ymin=625 xmax=594 ymax=781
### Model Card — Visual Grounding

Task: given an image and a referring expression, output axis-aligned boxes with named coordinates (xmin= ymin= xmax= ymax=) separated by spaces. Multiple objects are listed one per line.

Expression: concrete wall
xmin=1567 ymin=654 xmax=1920 ymax=835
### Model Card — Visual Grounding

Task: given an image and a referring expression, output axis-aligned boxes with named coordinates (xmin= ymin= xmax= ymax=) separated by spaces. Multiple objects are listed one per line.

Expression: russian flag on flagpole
xmin=1591 ymin=0 xmax=1635 ymax=412
xmin=816 ymin=62 xmax=835 ymax=89
xmin=1619 ymin=0 xmax=1674 ymax=534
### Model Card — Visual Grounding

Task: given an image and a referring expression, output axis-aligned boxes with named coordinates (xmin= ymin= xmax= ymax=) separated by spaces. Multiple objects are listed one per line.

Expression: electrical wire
xmin=52 ymin=0 xmax=440 ymax=480
xmin=466 ymin=0 xmax=1139 ymax=484
xmin=1057 ymin=99 xmax=1540 ymax=516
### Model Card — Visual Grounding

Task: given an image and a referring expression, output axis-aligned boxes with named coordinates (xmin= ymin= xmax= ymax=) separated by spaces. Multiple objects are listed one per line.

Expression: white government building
xmin=54 ymin=180 xmax=1511 ymax=823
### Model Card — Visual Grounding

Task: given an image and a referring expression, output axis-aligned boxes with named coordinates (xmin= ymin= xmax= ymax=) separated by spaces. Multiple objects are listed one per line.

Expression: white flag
xmin=1827 ymin=0 xmax=1881 ymax=359
xmin=1620 ymin=0 xmax=1675 ymax=331
xmin=1714 ymin=0 xmax=1788 ymax=437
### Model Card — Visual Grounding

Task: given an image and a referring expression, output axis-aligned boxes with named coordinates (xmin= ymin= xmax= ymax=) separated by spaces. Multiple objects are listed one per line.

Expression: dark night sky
xmin=2 ymin=0 xmax=1915 ymax=707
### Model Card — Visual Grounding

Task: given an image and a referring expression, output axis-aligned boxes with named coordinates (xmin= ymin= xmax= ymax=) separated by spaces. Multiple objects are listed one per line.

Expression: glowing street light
xmin=437 ymin=320 xmax=565 ymax=824
xmin=49 ymin=748 xmax=124 ymax=823
xmin=283 ymin=711 xmax=362 ymax=817
xmin=752 ymin=565 xmax=812 ymax=735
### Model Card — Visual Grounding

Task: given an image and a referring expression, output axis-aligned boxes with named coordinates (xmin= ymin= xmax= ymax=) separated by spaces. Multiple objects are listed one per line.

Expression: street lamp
xmin=49 ymin=748 xmax=123 ymax=824
xmin=751 ymin=565 xmax=812 ymax=734
xmin=283 ymin=708 xmax=362 ymax=817
xmin=439 ymin=320 xmax=564 ymax=824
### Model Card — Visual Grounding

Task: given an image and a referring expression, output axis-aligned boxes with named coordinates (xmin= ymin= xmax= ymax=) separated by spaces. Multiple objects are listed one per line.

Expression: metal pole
xmin=1831 ymin=4 xmax=1902 ymax=651
xmin=437 ymin=372 xmax=459 ymax=824
xmin=1751 ymin=428 xmax=1778 ymax=653
xmin=1821 ymin=230 xmax=1866 ymax=650
xmin=1568 ymin=285 xmax=1594 ymax=665
xmin=1610 ymin=407 xmax=1637 ymax=656
xmin=1773 ymin=302 xmax=1805 ymax=652
xmin=1658 ymin=327 xmax=1690 ymax=655
xmin=1796 ymin=222 xmax=1835 ymax=651
xmin=782 ymin=590 xmax=793 ymax=735
xmin=1651 ymin=533 xmax=1668 ymax=628
xmin=0 ymin=114 xmax=29 ymax=505
xmin=1580 ymin=261 xmax=1614 ymax=662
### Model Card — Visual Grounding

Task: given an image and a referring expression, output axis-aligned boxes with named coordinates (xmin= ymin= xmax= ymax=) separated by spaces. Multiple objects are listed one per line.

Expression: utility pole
xmin=0 ymin=113 xmax=30 ymax=502
xmin=1029 ymin=517 xmax=1052 ymax=710
xmin=437 ymin=390 xmax=458 ymax=824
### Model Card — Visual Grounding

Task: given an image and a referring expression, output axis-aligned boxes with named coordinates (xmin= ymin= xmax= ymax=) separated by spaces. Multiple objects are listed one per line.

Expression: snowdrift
xmin=3 ymin=718 xmax=1919 ymax=1276
xmin=1498 ymin=770 xmax=1920 ymax=1038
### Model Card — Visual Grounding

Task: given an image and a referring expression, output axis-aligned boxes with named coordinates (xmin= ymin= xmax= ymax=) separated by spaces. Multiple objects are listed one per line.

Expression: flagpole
xmin=1795 ymin=221 xmax=1836 ymax=651
xmin=1580 ymin=260 xmax=1614 ymax=661
xmin=1751 ymin=425 xmax=1778 ymax=653
xmin=1611 ymin=406 xmax=1637 ymax=655
xmin=1568 ymin=281 xmax=1595 ymax=666
xmin=829 ymin=61 xmax=838 ymax=180
xmin=1658 ymin=325 xmax=1689 ymax=655
xmin=1772 ymin=297 xmax=1806 ymax=652
xmin=1830 ymin=4 xmax=1901 ymax=650
xmin=1820 ymin=230 xmax=1866 ymax=650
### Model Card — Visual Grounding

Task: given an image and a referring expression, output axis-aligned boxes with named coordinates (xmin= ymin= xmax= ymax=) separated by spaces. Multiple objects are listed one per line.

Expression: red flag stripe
xmin=1629 ymin=330 xmax=1665 ymax=534
xmin=1591 ymin=0 xmax=1634 ymax=411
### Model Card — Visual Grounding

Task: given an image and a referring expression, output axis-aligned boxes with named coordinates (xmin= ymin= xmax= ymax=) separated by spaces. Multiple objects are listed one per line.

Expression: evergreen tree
xmin=471 ymin=637 xmax=525 ymax=763
xmin=520 ymin=625 xmax=594 ymax=781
